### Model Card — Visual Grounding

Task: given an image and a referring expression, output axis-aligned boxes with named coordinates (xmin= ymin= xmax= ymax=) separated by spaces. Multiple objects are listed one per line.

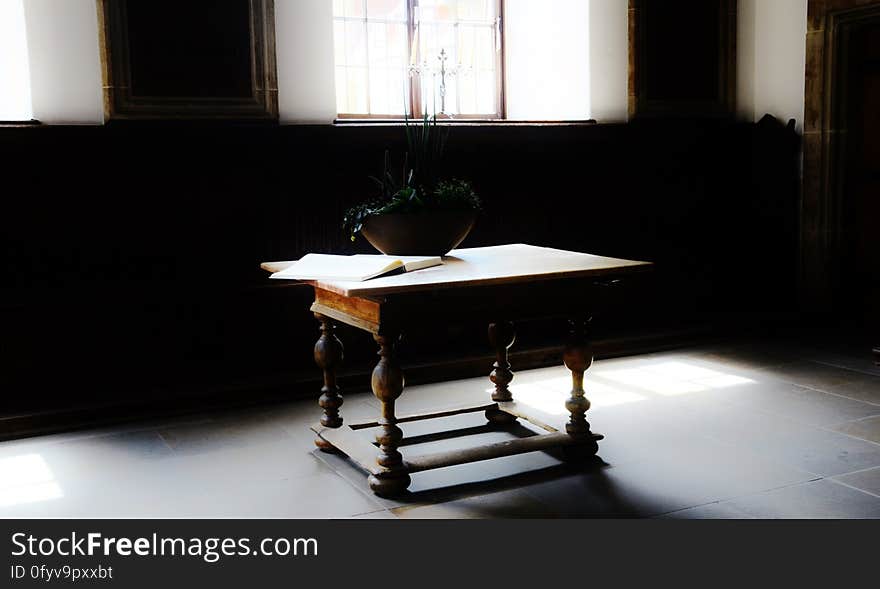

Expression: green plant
xmin=368 ymin=149 xmax=412 ymax=201
xmin=433 ymin=179 xmax=481 ymax=211
xmin=343 ymin=115 xmax=480 ymax=242
xmin=404 ymin=112 xmax=449 ymax=193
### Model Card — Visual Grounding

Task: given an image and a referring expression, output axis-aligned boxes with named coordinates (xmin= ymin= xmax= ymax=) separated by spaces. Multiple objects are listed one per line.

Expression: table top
xmin=265 ymin=244 xmax=651 ymax=298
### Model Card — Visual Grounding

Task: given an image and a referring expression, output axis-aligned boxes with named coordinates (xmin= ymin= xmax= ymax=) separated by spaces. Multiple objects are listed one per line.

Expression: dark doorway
xmin=840 ymin=19 xmax=880 ymax=330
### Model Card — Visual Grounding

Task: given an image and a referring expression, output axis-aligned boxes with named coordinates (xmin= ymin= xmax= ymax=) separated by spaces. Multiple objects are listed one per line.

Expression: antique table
xmin=264 ymin=244 xmax=651 ymax=496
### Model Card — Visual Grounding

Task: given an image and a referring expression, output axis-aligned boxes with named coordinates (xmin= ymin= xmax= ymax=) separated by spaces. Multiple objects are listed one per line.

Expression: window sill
xmin=0 ymin=119 xmax=40 ymax=127
xmin=0 ymin=119 xmax=608 ymax=130
xmin=333 ymin=118 xmax=598 ymax=127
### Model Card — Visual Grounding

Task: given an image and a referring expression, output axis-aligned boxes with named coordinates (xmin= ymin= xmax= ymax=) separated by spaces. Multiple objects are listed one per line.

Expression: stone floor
xmin=2 ymin=338 xmax=880 ymax=518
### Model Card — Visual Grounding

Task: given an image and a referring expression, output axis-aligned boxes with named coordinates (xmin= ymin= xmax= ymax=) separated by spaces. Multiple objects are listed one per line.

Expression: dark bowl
xmin=360 ymin=211 xmax=477 ymax=256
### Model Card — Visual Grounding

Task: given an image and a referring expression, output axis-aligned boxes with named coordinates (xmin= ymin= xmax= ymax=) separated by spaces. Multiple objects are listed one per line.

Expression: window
xmin=333 ymin=0 xmax=503 ymax=118
xmin=0 ymin=0 xmax=32 ymax=121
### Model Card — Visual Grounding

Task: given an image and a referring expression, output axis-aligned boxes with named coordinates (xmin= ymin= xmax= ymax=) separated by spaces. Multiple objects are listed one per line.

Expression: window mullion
xmin=408 ymin=0 xmax=421 ymax=118
xmin=497 ymin=0 xmax=505 ymax=118
xmin=454 ymin=20 xmax=461 ymax=116
xmin=362 ymin=0 xmax=371 ymax=116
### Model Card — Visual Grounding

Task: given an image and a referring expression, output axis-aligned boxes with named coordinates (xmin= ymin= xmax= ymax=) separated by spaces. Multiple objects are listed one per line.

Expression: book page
xmin=352 ymin=254 xmax=441 ymax=272
xmin=270 ymin=254 xmax=401 ymax=281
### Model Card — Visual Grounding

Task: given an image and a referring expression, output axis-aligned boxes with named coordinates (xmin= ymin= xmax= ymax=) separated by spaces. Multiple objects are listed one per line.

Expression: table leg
xmin=486 ymin=320 xmax=517 ymax=425
xmin=314 ymin=313 xmax=344 ymax=452
xmin=562 ymin=317 xmax=599 ymax=457
xmin=367 ymin=333 xmax=412 ymax=497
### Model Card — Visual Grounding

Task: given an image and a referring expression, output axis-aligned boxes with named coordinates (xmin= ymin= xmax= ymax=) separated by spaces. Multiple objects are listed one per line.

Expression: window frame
xmin=334 ymin=0 xmax=506 ymax=120
xmin=98 ymin=0 xmax=278 ymax=121
xmin=627 ymin=0 xmax=737 ymax=119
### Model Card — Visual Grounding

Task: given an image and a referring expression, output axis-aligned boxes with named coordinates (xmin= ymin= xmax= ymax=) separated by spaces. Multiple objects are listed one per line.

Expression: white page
xmin=270 ymin=254 xmax=398 ymax=281
xmin=352 ymin=254 xmax=441 ymax=272
xmin=270 ymin=254 xmax=440 ymax=282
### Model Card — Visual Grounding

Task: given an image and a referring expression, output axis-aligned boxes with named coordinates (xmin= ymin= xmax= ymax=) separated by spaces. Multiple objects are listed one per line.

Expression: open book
xmin=267 ymin=253 xmax=442 ymax=282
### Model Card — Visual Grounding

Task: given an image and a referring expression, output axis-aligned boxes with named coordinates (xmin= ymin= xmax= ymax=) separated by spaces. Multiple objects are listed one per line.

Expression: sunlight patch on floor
xmin=0 ymin=454 xmax=63 ymax=507
xmin=593 ymin=368 xmax=709 ymax=395
xmin=490 ymin=360 xmax=759 ymax=416
xmin=594 ymin=361 xmax=756 ymax=397
xmin=492 ymin=380 xmax=648 ymax=415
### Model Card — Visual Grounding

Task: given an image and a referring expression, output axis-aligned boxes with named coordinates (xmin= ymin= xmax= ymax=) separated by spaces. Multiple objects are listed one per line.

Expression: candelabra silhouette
xmin=409 ymin=47 xmax=472 ymax=115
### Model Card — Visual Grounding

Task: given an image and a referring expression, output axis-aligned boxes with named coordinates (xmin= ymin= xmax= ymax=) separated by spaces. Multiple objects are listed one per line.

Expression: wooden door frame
xmin=801 ymin=1 xmax=880 ymax=309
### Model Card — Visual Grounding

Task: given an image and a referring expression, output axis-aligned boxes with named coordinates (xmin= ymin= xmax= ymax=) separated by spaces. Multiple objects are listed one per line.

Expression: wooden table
xmin=265 ymin=244 xmax=651 ymax=497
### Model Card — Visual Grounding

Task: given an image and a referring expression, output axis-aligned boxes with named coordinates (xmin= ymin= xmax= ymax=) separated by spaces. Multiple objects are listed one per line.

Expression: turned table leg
xmin=367 ymin=332 xmax=411 ymax=497
xmin=314 ymin=313 xmax=344 ymax=452
xmin=562 ymin=317 xmax=599 ymax=458
xmin=486 ymin=320 xmax=517 ymax=425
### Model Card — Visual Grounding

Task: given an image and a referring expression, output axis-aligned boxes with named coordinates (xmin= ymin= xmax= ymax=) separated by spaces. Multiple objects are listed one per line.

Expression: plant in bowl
xmin=343 ymin=114 xmax=481 ymax=256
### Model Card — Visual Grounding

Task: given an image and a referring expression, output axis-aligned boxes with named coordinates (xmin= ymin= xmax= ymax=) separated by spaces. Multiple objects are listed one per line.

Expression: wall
xmin=23 ymin=0 xmax=103 ymax=124
xmin=0 ymin=4 xmax=802 ymax=433
xmin=14 ymin=1 xmax=627 ymax=124
xmin=504 ymin=0 xmax=627 ymax=121
xmin=589 ymin=0 xmax=629 ymax=122
xmin=736 ymin=0 xmax=757 ymax=121
xmin=505 ymin=0 xmax=591 ymax=120
xmin=0 ymin=0 xmax=32 ymax=120
xmin=276 ymin=0 xmax=336 ymax=123
xmin=738 ymin=0 xmax=808 ymax=132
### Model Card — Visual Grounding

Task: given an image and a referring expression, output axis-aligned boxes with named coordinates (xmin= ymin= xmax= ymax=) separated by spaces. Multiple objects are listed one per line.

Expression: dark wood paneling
xmin=0 ymin=119 xmax=800 ymax=433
